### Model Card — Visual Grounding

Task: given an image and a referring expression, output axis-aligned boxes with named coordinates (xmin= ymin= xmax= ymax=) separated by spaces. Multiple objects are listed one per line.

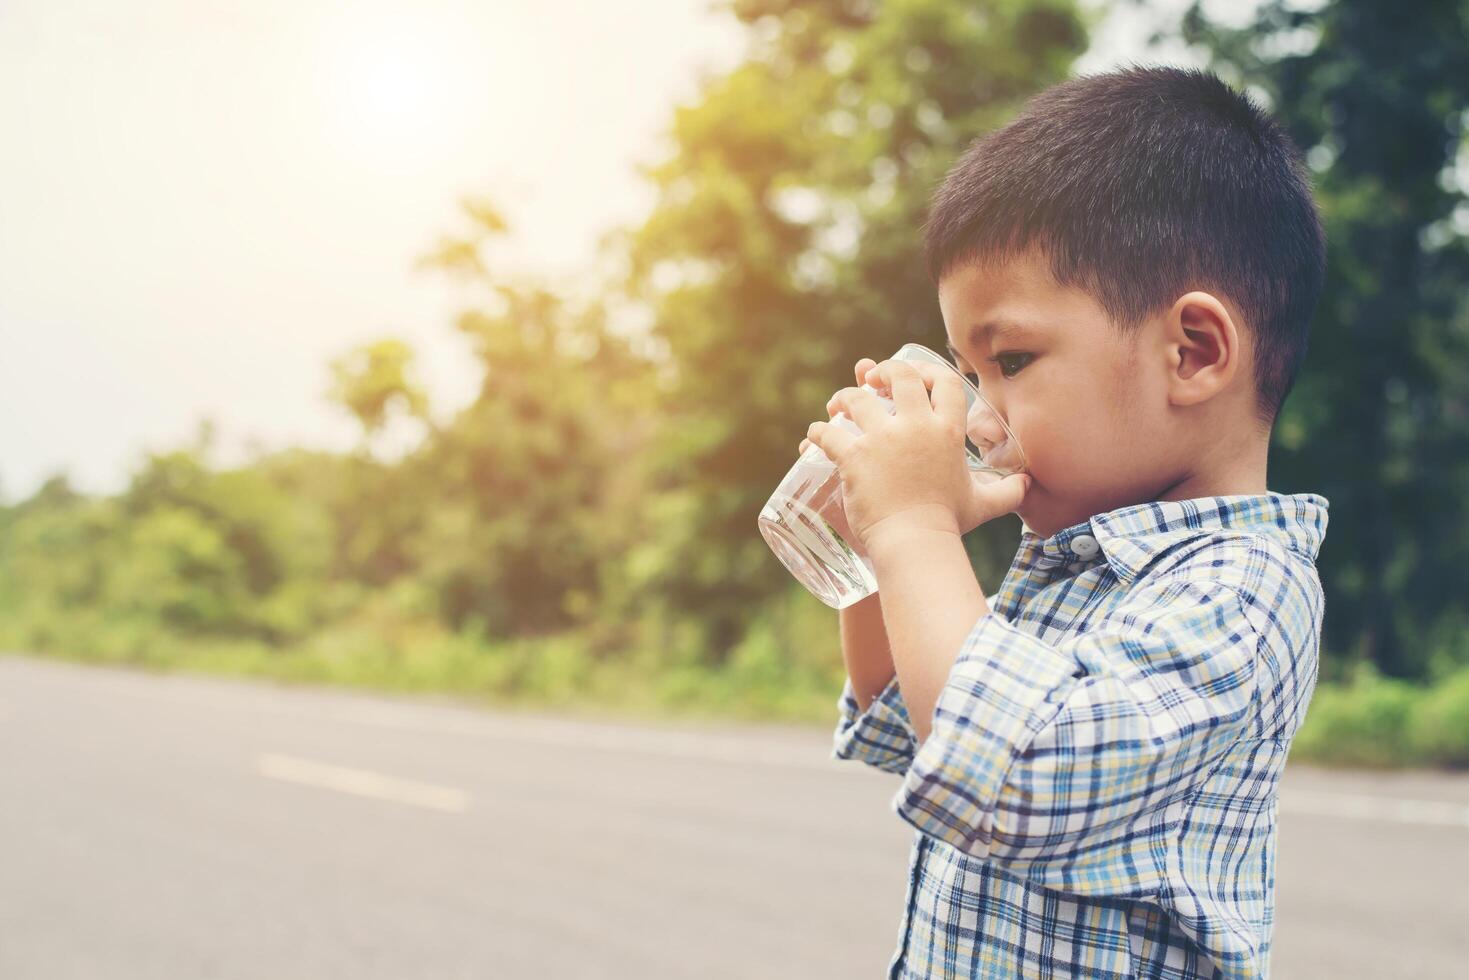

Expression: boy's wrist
xmin=864 ymin=506 xmax=963 ymax=559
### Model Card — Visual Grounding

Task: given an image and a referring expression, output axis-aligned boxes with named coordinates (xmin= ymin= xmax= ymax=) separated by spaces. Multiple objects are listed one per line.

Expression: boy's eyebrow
xmin=945 ymin=319 xmax=1042 ymax=359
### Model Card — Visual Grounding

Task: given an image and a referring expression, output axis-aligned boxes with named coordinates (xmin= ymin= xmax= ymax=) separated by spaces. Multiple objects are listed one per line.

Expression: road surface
xmin=1 ymin=654 xmax=1466 ymax=978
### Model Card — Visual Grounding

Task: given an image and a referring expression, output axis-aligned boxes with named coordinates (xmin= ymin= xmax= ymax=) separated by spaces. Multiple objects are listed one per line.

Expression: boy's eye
xmin=988 ymin=352 xmax=1033 ymax=379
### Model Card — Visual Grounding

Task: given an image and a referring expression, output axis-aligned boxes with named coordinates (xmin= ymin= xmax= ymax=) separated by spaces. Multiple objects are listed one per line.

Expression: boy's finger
xmin=828 ymin=385 xmax=890 ymax=431
xmin=930 ymin=370 xmax=968 ymax=427
xmin=807 ymin=419 xmax=857 ymax=463
xmin=854 ymin=357 xmax=877 ymax=386
xmin=902 ymin=362 xmax=942 ymax=387
xmin=864 ymin=358 xmax=944 ymax=394
xmin=872 ymin=361 xmax=932 ymax=414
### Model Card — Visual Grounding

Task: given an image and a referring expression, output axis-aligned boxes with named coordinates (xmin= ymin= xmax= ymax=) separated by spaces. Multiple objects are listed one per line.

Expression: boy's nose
xmin=967 ymin=404 xmax=1006 ymax=448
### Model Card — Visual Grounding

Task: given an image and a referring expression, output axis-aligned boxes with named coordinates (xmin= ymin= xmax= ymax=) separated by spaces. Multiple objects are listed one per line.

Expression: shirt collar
xmin=1018 ymin=492 xmax=1329 ymax=585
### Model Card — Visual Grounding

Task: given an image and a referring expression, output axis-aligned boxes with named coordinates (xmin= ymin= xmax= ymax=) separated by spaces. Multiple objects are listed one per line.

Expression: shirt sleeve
xmin=892 ymin=575 xmax=1261 ymax=891
xmin=831 ymin=672 xmax=917 ymax=774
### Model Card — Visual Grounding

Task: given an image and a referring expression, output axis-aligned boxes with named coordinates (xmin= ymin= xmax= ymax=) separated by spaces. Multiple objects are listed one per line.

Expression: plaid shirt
xmin=833 ymin=492 xmax=1329 ymax=979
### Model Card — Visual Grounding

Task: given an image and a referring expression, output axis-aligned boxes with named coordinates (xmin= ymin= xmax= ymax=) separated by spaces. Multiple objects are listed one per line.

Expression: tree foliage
xmin=3 ymin=0 xmax=1467 ymax=706
xmin=607 ymin=0 xmax=1089 ymax=655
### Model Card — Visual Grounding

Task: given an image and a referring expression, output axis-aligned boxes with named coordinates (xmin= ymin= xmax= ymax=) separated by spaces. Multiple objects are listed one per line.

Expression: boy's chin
xmin=1014 ymin=494 xmax=1044 ymax=534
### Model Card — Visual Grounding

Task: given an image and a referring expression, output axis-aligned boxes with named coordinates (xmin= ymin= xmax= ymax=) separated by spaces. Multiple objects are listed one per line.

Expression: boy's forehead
xmin=940 ymin=254 xmax=1051 ymax=319
xmin=938 ymin=254 xmax=1104 ymax=347
xmin=939 ymin=281 xmax=1055 ymax=350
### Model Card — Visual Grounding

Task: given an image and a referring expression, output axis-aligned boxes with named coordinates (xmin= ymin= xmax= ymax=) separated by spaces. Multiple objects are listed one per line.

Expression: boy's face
xmin=938 ymin=248 xmax=1199 ymax=539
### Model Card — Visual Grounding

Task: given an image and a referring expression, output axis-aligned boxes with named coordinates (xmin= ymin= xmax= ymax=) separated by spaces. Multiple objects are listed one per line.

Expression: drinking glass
xmin=757 ymin=343 xmax=1027 ymax=609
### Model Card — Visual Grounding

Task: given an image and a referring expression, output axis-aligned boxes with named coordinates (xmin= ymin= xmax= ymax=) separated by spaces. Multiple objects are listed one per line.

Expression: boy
xmin=803 ymin=66 xmax=1329 ymax=979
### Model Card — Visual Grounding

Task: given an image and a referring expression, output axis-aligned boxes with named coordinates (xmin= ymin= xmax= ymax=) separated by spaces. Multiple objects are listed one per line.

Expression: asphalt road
xmin=1 ymin=653 xmax=1466 ymax=979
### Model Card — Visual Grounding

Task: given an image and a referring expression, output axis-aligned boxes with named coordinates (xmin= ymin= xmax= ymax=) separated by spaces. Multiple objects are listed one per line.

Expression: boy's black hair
xmin=922 ymin=64 xmax=1326 ymax=431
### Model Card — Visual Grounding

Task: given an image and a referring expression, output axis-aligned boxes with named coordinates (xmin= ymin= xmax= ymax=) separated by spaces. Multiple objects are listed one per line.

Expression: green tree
xmin=410 ymin=196 xmax=662 ymax=639
xmin=605 ymin=0 xmax=1090 ymax=657
xmin=328 ymin=338 xmax=431 ymax=448
xmin=0 ymin=476 xmax=112 ymax=624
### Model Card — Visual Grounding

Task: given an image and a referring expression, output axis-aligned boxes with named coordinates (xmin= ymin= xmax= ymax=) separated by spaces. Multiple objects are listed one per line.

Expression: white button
xmin=1069 ymin=534 xmax=1099 ymax=558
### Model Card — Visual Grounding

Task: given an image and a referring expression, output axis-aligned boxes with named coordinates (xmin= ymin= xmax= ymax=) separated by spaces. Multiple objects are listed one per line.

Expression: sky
xmin=0 ymin=0 xmax=1211 ymax=499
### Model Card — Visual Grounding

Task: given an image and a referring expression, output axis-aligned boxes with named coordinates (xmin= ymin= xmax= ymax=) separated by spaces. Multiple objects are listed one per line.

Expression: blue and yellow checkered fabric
xmin=833 ymin=492 xmax=1329 ymax=979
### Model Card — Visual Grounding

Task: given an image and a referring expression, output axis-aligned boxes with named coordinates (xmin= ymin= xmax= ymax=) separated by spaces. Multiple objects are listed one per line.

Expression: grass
xmin=0 ymin=604 xmax=847 ymax=731
xmin=5 ymin=607 xmax=1469 ymax=768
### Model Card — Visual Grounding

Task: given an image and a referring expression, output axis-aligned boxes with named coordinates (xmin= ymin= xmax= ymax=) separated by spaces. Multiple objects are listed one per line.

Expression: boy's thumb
xmin=968 ymin=471 xmax=1031 ymax=527
xmin=996 ymin=472 xmax=1032 ymax=513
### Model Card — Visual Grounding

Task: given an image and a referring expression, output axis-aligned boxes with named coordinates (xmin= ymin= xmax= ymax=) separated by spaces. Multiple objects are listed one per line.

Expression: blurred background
xmin=2 ymin=1 xmax=1467 ymax=977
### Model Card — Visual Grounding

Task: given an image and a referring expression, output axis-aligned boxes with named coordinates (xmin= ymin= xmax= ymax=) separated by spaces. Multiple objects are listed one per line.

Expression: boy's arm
xmin=866 ymin=526 xmax=993 ymax=746
xmin=840 ymin=592 xmax=896 ymax=710
xmin=831 ymin=593 xmax=918 ymax=774
xmin=822 ymin=354 xmax=921 ymax=773
xmin=868 ymin=525 xmax=1265 ymax=893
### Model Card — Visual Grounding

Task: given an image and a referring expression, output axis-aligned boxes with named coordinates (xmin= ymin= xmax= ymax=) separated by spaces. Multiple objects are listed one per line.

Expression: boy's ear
xmin=1162 ymin=291 xmax=1241 ymax=408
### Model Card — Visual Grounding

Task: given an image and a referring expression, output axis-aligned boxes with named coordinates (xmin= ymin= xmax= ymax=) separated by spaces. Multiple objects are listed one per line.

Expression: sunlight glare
xmin=312 ymin=4 xmax=485 ymax=175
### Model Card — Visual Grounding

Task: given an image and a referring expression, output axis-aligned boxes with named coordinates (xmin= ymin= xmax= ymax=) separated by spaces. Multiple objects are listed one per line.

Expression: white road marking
xmin=34 ymin=658 xmax=1469 ymax=825
xmin=257 ymin=753 xmax=469 ymax=813
xmin=81 ymin=661 xmax=857 ymax=772
xmin=259 ymin=711 xmax=1469 ymax=829
xmin=1279 ymin=789 xmax=1469 ymax=829
xmin=316 ymin=703 xmax=852 ymax=772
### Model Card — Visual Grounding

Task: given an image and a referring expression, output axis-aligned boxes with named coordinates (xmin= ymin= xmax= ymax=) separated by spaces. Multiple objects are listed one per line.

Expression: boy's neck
xmin=1025 ymin=444 xmax=1271 ymax=539
xmin=1154 ymin=440 xmax=1270 ymax=502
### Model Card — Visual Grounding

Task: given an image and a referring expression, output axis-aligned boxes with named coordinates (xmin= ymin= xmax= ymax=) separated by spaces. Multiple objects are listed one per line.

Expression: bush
xmin=1293 ymin=666 xmax=1420 ymax=767
xmin=1405 ymin=666 xmax=1469 ymax=767
xmin=1292 ymin=662 xmax=1469 ymax=769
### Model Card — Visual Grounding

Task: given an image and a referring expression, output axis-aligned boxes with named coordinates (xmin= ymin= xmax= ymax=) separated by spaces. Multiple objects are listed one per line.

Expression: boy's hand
xmin=798 ymin=357 xmax=879 ymax=456
xmin=806 ymin=359 xmax=1031 ymax=553
xmin=798 ymin=358 xmax=880 ymax=558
